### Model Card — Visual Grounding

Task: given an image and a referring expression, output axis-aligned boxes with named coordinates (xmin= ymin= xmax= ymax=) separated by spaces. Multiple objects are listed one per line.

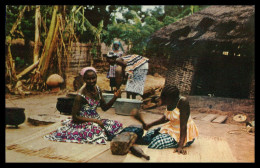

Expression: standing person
xmin=106 ymin=52 xmax=119 ymax=92
xmin=112 ymin=41 xmax=124 ymax=57
xmin=132 ymin=85 xmax=199 ymax=154
xmin=116 ymin=54 xmax=149 ymax=99
xmin=45 ymin=67 xmax=124 ymax=144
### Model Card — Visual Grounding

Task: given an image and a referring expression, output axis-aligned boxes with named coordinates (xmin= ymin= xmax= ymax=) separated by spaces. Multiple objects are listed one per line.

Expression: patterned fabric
xmin=159 ymin=98 xmax=199 ymax=145
xmin=122 ymin=54 xmax=149 ymax=80
xmin=113 ymin=51 xmax=123 ymax=57
xmin=125 ymin=68 xmax=148 ymax=95
xmin=44 ymin=85 xmax=124 ymax=144
xmin=120 ymin=126 xmax=144 ymax=142
xmin=148 ymin=133 xmax=178 ymax=149
xmin=142 ymin=128 xmax=195 ymax=149
xmin=141 ymin=98 xmax=198 ymax=149
xmin=112 ymin=41 xmax=124 ymax=54
xmin=108 ymin=64 xmax=117 ymax=78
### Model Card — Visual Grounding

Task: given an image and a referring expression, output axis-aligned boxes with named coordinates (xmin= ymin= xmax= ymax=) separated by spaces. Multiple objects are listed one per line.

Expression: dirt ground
xmin=5 ymin=73 xmax=255 ymax=162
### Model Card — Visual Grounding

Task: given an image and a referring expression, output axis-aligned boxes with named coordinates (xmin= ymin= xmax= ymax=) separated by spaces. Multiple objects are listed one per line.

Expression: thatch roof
xmin=149 ymin=5 xmax=255 ymax=47
xmin=8 ymin=38 xmax=42 ymax=47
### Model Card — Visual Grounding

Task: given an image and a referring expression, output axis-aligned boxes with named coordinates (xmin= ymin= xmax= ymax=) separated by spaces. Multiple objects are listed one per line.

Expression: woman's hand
xmin=114 ymin=89 xmax=122 ymax=98
xmin=174 ymin=147 xmax=187 ymax=155
xmin=143 ymin=123 xmax=152 ymax=130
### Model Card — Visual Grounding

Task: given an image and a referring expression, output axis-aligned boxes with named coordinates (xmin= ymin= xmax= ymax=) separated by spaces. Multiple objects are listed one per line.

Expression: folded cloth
xmin=122 ymin=54 xmax=149 ymax=80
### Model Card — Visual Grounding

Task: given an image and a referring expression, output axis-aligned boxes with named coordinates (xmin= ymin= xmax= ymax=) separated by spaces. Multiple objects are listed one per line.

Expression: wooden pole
xmin=33 ymin=5 xmax=41 ymax=64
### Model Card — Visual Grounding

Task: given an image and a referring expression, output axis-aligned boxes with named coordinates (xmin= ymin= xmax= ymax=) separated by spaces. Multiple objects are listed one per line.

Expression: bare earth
xmin=5 ymin=73 xmax=255 ymax=162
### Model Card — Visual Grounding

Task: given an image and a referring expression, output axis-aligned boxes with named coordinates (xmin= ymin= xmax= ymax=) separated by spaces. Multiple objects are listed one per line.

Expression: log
xmin=16 ymin=60 xmax=39 ymax=79
xmin=110 ymin=132 xmax=138 ymax=155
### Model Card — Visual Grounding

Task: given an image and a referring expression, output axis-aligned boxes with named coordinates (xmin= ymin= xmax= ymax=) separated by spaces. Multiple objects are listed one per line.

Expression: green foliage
xmin=5 ymin=5 xmax=208 ymax=60
xmin=102 ymin=5 xmax=207 ymax=55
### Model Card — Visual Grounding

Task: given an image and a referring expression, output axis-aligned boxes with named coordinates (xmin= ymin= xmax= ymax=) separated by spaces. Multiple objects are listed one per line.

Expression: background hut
xmin=5 ymin=38 xmax=43 ymax=72
xmin=147 ymin=5 xmax=255 ymax=99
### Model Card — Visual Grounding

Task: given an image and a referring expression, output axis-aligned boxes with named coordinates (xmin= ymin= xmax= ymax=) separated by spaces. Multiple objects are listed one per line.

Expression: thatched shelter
xmin=147 ymin=5 xmax=255 ymax=99
xmin=5 ymin=38 xmax=43 ymax=68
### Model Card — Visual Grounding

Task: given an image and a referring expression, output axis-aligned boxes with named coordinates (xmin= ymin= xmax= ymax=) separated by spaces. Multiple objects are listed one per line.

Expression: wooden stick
xmin=16 ymin=60 xmax=39 ymax=79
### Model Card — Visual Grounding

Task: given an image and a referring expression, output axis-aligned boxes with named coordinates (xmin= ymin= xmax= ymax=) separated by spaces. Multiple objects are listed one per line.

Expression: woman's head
xmin=80 ymin=67 xmax=97 ymax=87
xmin=160 ymin=85 xmax=180 ymax=105
xmin=113 ymin=41 xmax=120 ymax=50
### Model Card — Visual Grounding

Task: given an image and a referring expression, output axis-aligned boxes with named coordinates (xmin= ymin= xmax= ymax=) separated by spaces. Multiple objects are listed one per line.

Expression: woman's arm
xmin=144 ymin=115 xmax=169 ymax=130
xmin=116 ymin=58 xmax=127 ymax=67
xmin=100 ymin=89 xmax=121 ymax=111
xmin=71 ymin=95 xmax=105 ymax=128
xmin=175 ymin=97 xmax=190 ymax=154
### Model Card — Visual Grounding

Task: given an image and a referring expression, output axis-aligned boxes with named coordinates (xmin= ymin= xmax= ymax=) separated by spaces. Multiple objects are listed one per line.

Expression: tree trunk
xmin=38 ymin=5 xmax=59 ymax=79
xmin=5 ymin=5 xmax=28 ymax=83
xmin=10 ymin=6 xmax=27 ymax=35
xmin=6 ymin=42 xmax=17 ymax=82
xmin=40 ymin=13 xmax=61 ymax=80
xmin=33 ymin=5 xmax=41 ymax=64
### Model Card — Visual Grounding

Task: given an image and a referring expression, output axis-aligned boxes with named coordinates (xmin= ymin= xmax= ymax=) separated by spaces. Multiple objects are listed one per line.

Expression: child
xmin=132 ymin=85 xmax=199 ymax=155
xmin=106 ymin=51 xmax=119 ymax=92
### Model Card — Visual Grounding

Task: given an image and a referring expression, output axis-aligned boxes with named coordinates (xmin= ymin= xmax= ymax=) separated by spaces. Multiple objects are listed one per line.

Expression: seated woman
xmin=115 ymin=54 xmax=149 ymax=99
xmin=45 ymin=67 xmax=123 ymax=144
xmin=133 ymin=85 xmax=199 ymax=155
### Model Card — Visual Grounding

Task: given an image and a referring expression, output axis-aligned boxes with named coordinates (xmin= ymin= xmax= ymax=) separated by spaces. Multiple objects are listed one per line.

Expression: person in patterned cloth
xmin=115 ymin=54 xmax=149 ymax=99
xmin=45 ymin=67 xmax=124 ymax=144
xmin=106 ymin=51 xmax=119 ymax=92
xmin=133 ymin=85 xmax=199 ymax=155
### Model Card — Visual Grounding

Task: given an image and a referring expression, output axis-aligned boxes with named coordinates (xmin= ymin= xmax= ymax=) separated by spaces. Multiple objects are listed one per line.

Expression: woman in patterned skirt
xmin=45 ymin=67 xmax=123 ymax=144
xmin=116 ymin=54 xmax=149 ymax=99
xmin=132 ymin=85 xmax=199 ymax=155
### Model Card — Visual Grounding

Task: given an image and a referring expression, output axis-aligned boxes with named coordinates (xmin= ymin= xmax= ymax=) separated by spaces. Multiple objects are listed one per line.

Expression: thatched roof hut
xmin=149 ymin=5 xmax=254 ymax=48
xmin=147 ymin=5 xmax=255 ymax=99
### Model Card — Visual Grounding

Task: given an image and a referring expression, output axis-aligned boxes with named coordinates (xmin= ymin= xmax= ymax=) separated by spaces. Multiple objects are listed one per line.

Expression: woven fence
xmin=65 ymin=42 xmax=102 ymax=75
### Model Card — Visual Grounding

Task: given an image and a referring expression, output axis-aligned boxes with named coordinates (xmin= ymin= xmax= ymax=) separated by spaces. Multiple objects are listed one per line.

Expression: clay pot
xmin=6 ymin=107 xmax=26 ymax=128
xmin=46 ymin=74 xmax=64 ymax=92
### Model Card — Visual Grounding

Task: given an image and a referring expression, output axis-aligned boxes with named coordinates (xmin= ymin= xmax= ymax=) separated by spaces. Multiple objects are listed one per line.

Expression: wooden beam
xmin=212 ymin=115 xmax=228 ymax=124
xmin=16 ymin=60 xmax=39 ymax=79
xmin=201 ymin=114 xmax=218 ymax=122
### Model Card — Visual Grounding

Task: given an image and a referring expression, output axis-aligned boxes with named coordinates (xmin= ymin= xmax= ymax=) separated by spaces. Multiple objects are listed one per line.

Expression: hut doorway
xmin=191 ymin=54 xmax=253 ymax=98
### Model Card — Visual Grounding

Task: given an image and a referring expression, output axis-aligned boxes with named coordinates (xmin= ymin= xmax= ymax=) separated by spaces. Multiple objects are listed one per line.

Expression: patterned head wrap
xmin=80 ymin=67 xmax=97 ymax=76
xmin=112 ymin=40 xmax=125 ymax=53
